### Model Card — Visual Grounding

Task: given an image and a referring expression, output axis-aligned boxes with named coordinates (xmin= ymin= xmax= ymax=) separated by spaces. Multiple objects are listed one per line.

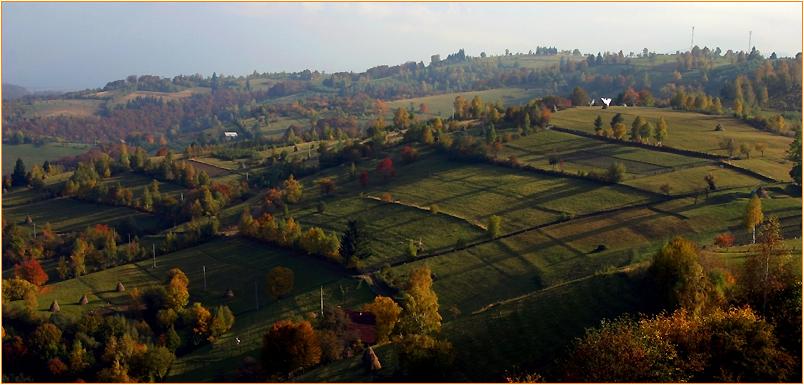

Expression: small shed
xmin=224 ymin=288 xmax=235 ymax=299
xmin=116 ymin=282 xmax=126 ymax=292
xmin=79 ymin=294 xmax=89 ymax=305
xmin=49 ymin=300 xmax=61 ymax=312
xmin=346 ymin=310 xmax=377 ymax=345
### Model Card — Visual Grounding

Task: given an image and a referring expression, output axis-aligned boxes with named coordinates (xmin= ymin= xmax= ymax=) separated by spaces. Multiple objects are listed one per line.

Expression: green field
xmin=500 ymin=129 xmax=711 ymax=178
xmin=24 ymin=99 xmax=102 ymax=118
xmin=551 ymin=107 xmax=795 ymax=176
xmin=3 ymin=143 xmax=90 ymax=175
xmin=388 ymin=88 xmax=541 ymax=119
xmin=3 ymin=197 xmax=163 ymax=233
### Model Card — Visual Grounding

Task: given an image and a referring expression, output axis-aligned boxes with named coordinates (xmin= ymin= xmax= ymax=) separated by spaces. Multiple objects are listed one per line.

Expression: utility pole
xmin=320 ymin=286 xmax=324 ymax=317
xmin=32 ymin=223 xmax=36 ymax=240
xmin=203 ymin=265 xmax=207 ymax=291
xmin=152 ymin=243 xmax=156 ymax=268
xmin=748 ymin=31 xmax=753 ymax=52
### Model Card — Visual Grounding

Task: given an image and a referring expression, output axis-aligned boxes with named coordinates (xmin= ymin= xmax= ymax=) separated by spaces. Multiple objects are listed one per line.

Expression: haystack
xmin=79 ymin=294 xmax=89 ymax=305
xmin=363 ymin=347 xmax=381 ymax=371
xmin=49 ymin=300 xmax=60 ymax=312
xmin=116 ymin=282 xmax=126 ymax=292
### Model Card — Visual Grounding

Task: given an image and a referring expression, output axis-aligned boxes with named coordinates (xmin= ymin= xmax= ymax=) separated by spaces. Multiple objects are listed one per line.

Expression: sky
xmin=2 ymin=2 xmax=802 ymax=91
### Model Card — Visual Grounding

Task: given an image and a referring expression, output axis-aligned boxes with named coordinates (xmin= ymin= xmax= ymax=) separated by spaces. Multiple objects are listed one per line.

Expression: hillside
xmin=2 ymin=50 xmax=802 ymax=382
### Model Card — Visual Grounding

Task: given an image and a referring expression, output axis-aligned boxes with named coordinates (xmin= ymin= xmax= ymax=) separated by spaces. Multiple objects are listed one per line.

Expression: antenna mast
xmin=690 ymin=26 xmax=695 ymax=51
xmin=748 ymin=31 xmax=753 ymax=52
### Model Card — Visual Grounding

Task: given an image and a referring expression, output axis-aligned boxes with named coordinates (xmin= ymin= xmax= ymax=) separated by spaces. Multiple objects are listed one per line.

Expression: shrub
xmin=713 ymin=233 xmax=735 ymax=248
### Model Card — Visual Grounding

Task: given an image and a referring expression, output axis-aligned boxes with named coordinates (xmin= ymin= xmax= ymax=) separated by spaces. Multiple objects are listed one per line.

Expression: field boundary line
xmin=362 ymin=195 xmax=487 ymax=230
xmin=549 ymin=125 xmax=730 ymax=161
xmin=471 ymin=266 xmax=638 ymax=315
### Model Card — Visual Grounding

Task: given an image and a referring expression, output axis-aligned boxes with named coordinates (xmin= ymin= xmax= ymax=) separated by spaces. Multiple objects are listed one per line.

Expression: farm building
xmin=345 ymin=310 xmax=377 ymax=345
xmin=223 ymin=131 xmax=238 ymax=139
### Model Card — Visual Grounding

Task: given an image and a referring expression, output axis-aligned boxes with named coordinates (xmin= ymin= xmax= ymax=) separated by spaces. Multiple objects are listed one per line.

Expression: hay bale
xmin=224 ymin=288 xmax=235 ymax=299
xmin=363 ymin=347 xmax=381 ymax=371
xmin=79 ymin=294 xmax=89 ymax=305
xmin=49 ymin=300 xmax=60 ymax=312
xmin=116 ymin=282 xmax=125 ymax=292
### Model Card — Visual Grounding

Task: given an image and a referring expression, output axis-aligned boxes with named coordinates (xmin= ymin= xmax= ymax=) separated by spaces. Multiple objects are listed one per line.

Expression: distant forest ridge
xmin=2 ymin=46 xmax=801 ymax=146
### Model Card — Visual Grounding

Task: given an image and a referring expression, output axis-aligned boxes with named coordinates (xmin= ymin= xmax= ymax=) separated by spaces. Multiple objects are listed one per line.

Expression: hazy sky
xmin=3 ymin=2 xmax=801 ymax=91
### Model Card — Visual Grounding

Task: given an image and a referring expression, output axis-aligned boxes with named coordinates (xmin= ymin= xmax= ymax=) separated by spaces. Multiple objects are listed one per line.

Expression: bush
xmin=713 ymin=233 xmax=735 ymax=248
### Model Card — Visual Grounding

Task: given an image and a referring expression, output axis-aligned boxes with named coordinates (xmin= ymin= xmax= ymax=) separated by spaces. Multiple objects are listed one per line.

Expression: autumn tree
xmin=393 ymin=107 xmax=411 ymax=129
xmin=612 ymin=122 xmax=628 ymax=139
xmin=744 ymin=194 xmax=763 ymax=244
xmin=739 ymin=143 xmax=752 ymax=159
xmin=399 ymin=265 xmax=442 ymax=335
xmin=282 ymin=174 xmax=303 ymax=204
xmin=376 ymin=157 xmax=395 ymax=180
xmin=742 ymin=216 xmax=796 ymax=314
xmin=648 ymin=237 xmax=710 ymax=312
xmin=570 ymin=86 xmax=590 ymax=106
xmin=610 ymin=113 xmax=624 ymax=129
xmin=31 ymin=323 xmax=63 ymax=360
xmin=261 ymin=319 xmax=321 ymax=375
xmin=14 ymin=259 xmax=48 ymax=287
xmin=164 ymin=268 xmax=190 ymax=310
xmin=630 ymin=116 xmax=646 ymax=141
xmin=209 ymin=305 xmax=235 ymax=341
xmin=655 ymin=117 xmax=668 ymax=144
xmin=561 ymin=316 xmax=681 ymax=382
xmin=362 ymin=296 xmax=402 ymax=343
xmin=754 ymin=142 xmax=767 ymax=157
xmin=266 ymin=266 xmax=294 ymax=299
xmin=607 ymin=162 xmax=626 ymax=183
xmin=397 ymin=334 xmax=455 ymax=380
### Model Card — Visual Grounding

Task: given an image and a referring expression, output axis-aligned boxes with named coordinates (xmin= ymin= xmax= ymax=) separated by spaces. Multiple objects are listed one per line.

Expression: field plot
xmin=386 ymin=205 xmax=689 ymax=315
xmin=357 ymin=155 xmax=658 ymax=233
xmin=2 ymin=143 xmax=90 ymax=175
xmin=25 ymin=99 xmax=102 ymax=118
xmin=388 ymin=88 xmax=540 ymax=118
xmin=732 ymin=158 xmax=793 ymax=182
xmin=652 ymin=187 xmax=802 ymax=242
xmin=3 ymin=197 xmax=163 ymax=233
xmin=551 ymin=107 xmax=795 ymax=168
xmin=500 ymin=129 xmax=711 ymax=177
xmin=187 ymin=158 xmax=236 ymax=177
xmin=292 ymin=194 xmax=488 ymax=269
xmin=443 ymin=271 xmax=655 ymax=379
xmin=623 ymin=164 xmax=767 ymax=195
xmin=386 ymin=184 xmax=801 ymax=315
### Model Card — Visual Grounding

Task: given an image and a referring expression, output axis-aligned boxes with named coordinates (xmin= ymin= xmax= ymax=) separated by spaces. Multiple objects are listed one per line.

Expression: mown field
xmin=551 ymin=107 xmax=795 ymax=181
xmin=500 ymin=129 xmax=711 ymax=178
xmin=23 ymin=99 xmax=102 ymax=118
xmin=3 ymin=197 xmax=163 ymax=233
xmin=387 ymin=87 xmax=541 ymax=119
xmin=3 ymin=143 xmax=90 ymax=175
